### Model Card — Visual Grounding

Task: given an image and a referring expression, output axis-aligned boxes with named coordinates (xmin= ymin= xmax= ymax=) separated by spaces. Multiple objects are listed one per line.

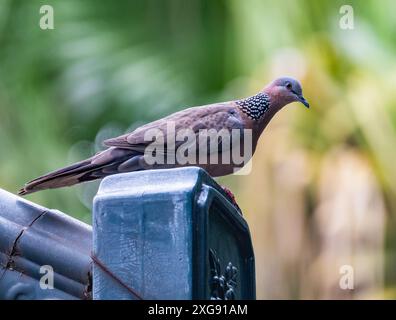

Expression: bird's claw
xmin=221 ymin=186 xmax=242 ymax=215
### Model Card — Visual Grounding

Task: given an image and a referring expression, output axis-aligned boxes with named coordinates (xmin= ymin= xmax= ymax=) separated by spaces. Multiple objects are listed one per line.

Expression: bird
xmin=18 ymin=76 xmax=309 ymax=196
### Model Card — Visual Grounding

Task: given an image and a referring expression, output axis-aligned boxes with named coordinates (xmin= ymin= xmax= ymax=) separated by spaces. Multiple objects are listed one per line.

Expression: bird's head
xmin=265 ymin=76 xmax=309 ymax=109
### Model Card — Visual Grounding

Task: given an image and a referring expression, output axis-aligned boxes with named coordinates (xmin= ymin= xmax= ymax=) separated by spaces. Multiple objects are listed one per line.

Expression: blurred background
xmin=0 ymin=0 xmax=395 ymax=299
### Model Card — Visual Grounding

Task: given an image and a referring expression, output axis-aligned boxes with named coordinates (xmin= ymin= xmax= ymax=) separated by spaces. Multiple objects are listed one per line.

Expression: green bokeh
xmin=1 ymin=0 xmax=395 ymax=298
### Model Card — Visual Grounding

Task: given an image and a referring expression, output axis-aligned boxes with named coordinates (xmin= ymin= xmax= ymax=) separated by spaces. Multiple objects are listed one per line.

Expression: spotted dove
xmin=19 ymin=77 xmax=309 ymax=195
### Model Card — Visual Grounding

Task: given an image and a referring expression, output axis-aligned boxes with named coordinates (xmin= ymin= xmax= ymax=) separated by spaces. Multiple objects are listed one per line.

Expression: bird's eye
xmin=286 ymin=82 xmax=292 ymax=90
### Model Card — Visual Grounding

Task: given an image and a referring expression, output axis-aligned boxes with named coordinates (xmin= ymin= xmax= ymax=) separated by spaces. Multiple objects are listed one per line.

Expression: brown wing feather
xmin=103 ymin=102 xmax=242 ymax=152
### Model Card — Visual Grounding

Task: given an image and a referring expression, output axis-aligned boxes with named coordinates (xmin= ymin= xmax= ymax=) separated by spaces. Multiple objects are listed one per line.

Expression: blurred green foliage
xmin=0 ymin=0 xmax=396 ymax=298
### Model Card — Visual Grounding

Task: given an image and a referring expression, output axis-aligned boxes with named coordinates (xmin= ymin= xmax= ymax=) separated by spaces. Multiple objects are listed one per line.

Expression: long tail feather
xmin=18 ymin=148 xmax=137 ymax=195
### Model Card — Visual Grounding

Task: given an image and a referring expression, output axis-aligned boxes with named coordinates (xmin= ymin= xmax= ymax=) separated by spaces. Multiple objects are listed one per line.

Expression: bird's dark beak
xmin=297 ymin=95 xmax=310 ymax=108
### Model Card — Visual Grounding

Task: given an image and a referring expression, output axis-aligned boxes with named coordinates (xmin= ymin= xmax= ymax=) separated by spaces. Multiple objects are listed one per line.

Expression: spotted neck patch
xmin=236 ymin=92 xmax=270 ymax=120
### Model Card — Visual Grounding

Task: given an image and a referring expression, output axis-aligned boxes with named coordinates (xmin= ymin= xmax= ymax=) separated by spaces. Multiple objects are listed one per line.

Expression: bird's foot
xmin=221 ymin=186 xmax=242 ymax=215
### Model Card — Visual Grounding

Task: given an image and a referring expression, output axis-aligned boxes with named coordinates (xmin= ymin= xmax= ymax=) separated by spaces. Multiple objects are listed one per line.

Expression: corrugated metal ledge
xmin=0 ymin=189 xmax=92 ymax=300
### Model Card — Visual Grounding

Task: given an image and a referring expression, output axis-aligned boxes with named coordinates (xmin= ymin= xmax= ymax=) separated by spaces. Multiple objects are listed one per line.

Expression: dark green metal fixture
xmin=93 ymin=167 xmax=255 ymax=300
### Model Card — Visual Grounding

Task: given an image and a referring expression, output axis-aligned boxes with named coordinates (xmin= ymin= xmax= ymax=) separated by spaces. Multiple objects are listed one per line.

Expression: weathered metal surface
xmin=1 ymin=167 xmax=255 ymax=300
xmin=0 ymin=189 xmax=92 ymax=300
xmin=93 ymin=167 xmax=255 ymax=300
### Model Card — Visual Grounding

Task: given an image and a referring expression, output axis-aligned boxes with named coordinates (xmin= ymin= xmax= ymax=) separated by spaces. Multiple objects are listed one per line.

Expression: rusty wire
xmin=90 ymin=253 xmax=143 ymax=300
